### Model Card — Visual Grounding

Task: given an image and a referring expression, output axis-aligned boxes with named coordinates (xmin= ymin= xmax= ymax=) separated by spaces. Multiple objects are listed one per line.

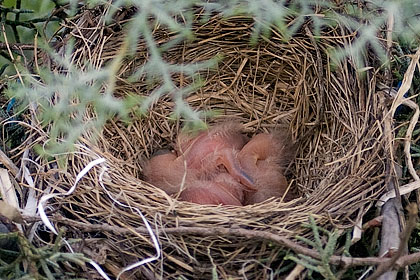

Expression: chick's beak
xmin=215 ymin=148 xmax=256 ymax=191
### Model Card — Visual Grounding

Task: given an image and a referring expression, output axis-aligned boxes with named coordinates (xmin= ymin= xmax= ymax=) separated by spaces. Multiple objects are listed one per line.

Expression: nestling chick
xmin=142 ymin=150 xmax=197 ymax=195
xmin=143 ymin=122 xmax=253 ymax=199
xmin=176 ymin=122 xmax=255 ymax=191
xmin=238 ymin=132 xmax=294 ymax=204
xmin=179 ymin=179 xmax=243 ymax=206
xmin=143 ymin=122 xmax=294 ymax=206
xmin=212 ymin=172 xmax=246 ymax=203
xmin=176 ymin=122 xmax=247 ymax=158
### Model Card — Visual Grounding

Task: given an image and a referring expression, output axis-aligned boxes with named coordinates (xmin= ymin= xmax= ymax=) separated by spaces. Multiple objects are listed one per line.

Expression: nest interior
xmin=35 ymin=9 xmax=388 ymax=279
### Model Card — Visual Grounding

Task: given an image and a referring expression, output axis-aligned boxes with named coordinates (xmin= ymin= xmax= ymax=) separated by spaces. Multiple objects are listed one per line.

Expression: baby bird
xmin=144 ymin=122 xmax=295 ymax=206
xmin=176 ymin=122 xmax=247 ymax=158
xmin=143 ymin=122 xmax=254 ymax=200
xmin=142 ymin=150 xmax=198 ymax=195
xmin=176 ymin=122 xmax=256 ymax=191
xmin=212 ymin=172 xmax=246 ymax=203
xmin=179 ymin=179 xmax=243 ymax=206
xmin=143 ymin=150 xmax=244 ymax=205
xmin=238 ymin=132 xmax=293 ymax=204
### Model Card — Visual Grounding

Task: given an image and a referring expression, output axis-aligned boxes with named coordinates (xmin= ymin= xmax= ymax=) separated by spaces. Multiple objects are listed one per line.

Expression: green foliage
xmin=329 ymin=0 xmax=420 ymax=68
xmin=3 ymin=0 xmax=420 ymax=155
xmin=0 ymin=0 xmax=68 ymax=75
xmin=0 ymin=230 xmax=90 ymax=279
xmin=6 ymin=42 xmax=143 ymax=155
xmin=407 ymin=227 xmax=420 ymax=278
xmin=285 ymin=216 xmax=351 ymax=280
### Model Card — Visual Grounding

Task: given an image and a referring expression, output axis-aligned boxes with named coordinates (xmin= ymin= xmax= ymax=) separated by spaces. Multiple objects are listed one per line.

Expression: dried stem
xmin=367 ymin=203 xmax=418 ymax=280
xmin=24 ymin=214 xmax=420 ymax=270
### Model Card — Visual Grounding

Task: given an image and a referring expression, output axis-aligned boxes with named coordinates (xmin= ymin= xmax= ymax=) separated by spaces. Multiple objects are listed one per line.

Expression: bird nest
xmin=25 ymin=7 xmax=390 ymax=279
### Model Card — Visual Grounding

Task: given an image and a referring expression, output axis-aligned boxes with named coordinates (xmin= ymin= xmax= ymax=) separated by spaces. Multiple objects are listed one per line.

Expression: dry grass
xmin=21 ymin=7 xmax=391 ymax=279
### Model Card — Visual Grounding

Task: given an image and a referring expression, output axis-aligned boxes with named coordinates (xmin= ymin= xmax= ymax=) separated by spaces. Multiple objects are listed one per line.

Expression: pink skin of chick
xmin=176 ymin=122 xmax=256 ymax=191
xmin=142 ymin=151 xmax=198 ymax=195
xmin=238 ymin=132 xmax=293 ymax=204
xmin=179 ymin=179 xmax=243 ymax=206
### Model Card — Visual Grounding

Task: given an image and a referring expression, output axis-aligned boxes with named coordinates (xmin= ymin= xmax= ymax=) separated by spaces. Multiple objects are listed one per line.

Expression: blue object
xmin=6 ymin=98 xmax=16 ymax=114
xmin=395 ymin=80 xmax=409 ymax=115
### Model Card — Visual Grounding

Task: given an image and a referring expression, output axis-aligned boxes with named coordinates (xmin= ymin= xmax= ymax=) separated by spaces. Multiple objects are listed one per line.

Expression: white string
xmin=38 ymin=158 xmax=106 ymax=234
xmin=37 ymin=157 xmax=160 ymax=279
xmin=97 ymin=166 xmax=161 ymax=280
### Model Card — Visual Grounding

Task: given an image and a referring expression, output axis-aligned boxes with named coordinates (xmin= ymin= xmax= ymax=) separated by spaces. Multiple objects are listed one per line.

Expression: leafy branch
xmin=285 ymin=216 xmax=351 ymax=280
xmin=6 ymin=43 xmax=143 ymax=155
xmin=5 ymin=0 xmax=420 ymax=154
xmin=329 ymin=0 xmax=420 ymax=68
xmin=0 ymin=230 xmax=90 ymax=279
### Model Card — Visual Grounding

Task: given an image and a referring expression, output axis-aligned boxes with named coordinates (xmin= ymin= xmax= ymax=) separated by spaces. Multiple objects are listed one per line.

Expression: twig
xmin=377 ymin=163 xmax=403 ymax=280
xmin=0 ymin=5 xmax=33 ymax=14
xmin=389 ymin=47 xmax=420 ymax=184
xmin=23 ymin=214 xmax=420 ymax=270
xmin=285 ymin=264 xmax=305 ymax=280
xmin=388 ymin=49 xmax=420 ymax=205
xmin=389 ymin=45 xmax=420 ymax=117
xmin=0 ymin=148 xmax=19 ymax=177
xmin=0 ymin=42 xmax=34 ymax=50
xmin=3 ymin=17 xmax=62 ymax=28
xmin=13 ymin=0 xmax=22 ymax=43
xmin=401 ymin=98 xmax=420 ymax=182
xmin=376 ymin=180 xmax=420 ymax=207
xmin=363 ymin=216 xmax=383 ymax=230
xmin=385 ymin=10 xmax=394 ymax=58
xmin=377 ymin=198 xmax=400 ymax=280
xmin=1 ymin=23 xmax=24 ymax=84
xmin=366 ymin=203 xmax=418 ymax=280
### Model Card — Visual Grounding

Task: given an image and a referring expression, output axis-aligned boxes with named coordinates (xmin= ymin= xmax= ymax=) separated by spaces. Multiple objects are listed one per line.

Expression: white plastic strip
xmin=61 ymin=237 xmax=112 ymax=280
xmin=37 ymin=157 xmax=160 ymax=279
xmin=22 ymin=150 xmax=41 ymax=218
xmin=376 ymin=180 xmax=420 ymax=207
xmin=97 ymin=166 xmax=161 ymax=280
xmin=22 ymin=166 xmax=38 ymax=217
xmin=38 ymin=158 xmax=106 ymax=234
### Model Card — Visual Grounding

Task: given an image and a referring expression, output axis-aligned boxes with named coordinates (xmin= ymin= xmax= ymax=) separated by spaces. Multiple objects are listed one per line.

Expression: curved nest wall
xmin=38 ymin=10 xmax=387 ymax=279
